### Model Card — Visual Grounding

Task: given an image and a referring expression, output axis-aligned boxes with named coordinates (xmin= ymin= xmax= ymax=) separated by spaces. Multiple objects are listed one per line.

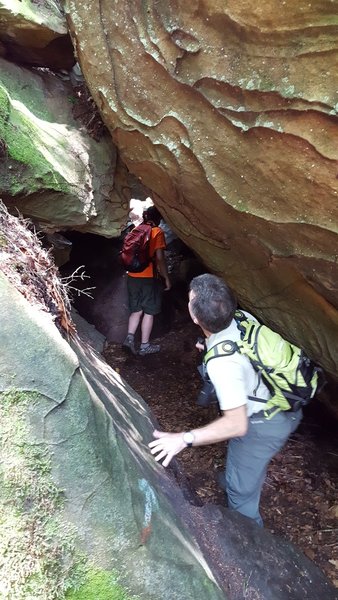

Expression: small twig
xmin=316 ymin=528 xmax=338 ymax=533
xmin=61 ymin=265 xmax=96 ymax=298
xmin=66 ymin=285 xmax=96 ymax=299
xmin=323 ymin=541 xmax=338 ymax=547
xmin=61 ymin=265 xmax=90 ymax=284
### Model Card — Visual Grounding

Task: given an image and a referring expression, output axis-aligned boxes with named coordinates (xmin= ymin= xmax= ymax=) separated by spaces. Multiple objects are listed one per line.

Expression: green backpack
xmin=203 ymin=310 xmax=322 ymax=419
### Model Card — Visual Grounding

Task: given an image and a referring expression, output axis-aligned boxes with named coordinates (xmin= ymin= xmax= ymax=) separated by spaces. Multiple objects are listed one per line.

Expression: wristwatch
xmin=183 ymin=431 xmax=195 ymax=448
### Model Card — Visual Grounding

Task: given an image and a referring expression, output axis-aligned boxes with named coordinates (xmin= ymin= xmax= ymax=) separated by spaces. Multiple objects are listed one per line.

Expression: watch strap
xmin=183 ymin=431 xmax=195 ymax=447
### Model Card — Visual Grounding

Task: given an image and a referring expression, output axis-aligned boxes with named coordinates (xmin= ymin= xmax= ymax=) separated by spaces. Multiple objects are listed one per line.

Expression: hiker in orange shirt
xmin=122 ymin=206 xmax=171 ymax=356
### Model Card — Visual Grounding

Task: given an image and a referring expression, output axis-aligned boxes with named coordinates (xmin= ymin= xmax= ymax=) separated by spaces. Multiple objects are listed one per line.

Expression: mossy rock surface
xmin=0 ymin=77 xmax=69 ymax=195
xmin=0 ymin=272 xmax=226 ymax=600
xmin=0 ymin=0 xmax=66 ymax=32
xmin=66 ymin=569 xmax=134 ymax=600
xmin=0 ymin=58 xmax=127 ymax=236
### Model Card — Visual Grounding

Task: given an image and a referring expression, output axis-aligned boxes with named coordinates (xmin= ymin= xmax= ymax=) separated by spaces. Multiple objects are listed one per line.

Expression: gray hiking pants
xmin=225 ymin=409 xmax=303 ymax=527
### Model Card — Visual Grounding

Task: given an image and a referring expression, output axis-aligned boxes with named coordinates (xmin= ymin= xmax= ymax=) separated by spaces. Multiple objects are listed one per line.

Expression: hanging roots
xmin=0 ymin=200 xmax=75 ymax=334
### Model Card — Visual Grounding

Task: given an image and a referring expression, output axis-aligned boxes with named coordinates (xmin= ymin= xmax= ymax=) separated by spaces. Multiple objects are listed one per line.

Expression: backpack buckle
xmin=263 ymin=406 xmax=282 ymax=420
xmin=221 ymin=341 xmax=237 ymax=354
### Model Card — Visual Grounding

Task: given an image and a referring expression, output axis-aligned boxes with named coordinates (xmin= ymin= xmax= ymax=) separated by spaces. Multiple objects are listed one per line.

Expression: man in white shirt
xmin=149 ymin=273 xmax=302 ymax=526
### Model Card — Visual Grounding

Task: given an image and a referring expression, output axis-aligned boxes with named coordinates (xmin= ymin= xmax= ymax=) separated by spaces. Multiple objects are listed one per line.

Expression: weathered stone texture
xmin=0 ymin=58 xmax=128 ymax=236
xmin=0 ymin=0 xmax=74 ymax=69
xmin=64 ymin=0 xmax=338 ymax=377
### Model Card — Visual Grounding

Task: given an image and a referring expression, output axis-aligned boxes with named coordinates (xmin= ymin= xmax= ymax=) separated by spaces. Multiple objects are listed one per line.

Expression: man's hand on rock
xmin=148 ymin=429 xmax=186 ymax=467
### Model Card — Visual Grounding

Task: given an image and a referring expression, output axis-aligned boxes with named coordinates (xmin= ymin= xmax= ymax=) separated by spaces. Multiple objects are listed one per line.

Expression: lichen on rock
xmin=0 ymin=58 xmax=128 ymax=236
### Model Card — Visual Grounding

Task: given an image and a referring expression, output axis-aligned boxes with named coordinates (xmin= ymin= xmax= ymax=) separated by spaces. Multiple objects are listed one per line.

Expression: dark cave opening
xmin=58 ymin=228 xmax=205 ymax=343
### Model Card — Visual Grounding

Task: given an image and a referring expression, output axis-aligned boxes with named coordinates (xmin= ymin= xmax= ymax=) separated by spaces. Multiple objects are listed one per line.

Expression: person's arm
xmin=148 ymin=405 xmax=248 ymax=467
xmin=155 ymin=248 xmax=171 ymax=290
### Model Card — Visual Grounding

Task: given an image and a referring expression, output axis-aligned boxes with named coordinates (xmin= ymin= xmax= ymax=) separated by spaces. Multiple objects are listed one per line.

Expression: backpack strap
xmin=234 ymin=310 xmax=259 ymax=347
xmin=203 ymin=312 xmax=249 ymax=365
xmin=234 ymin=309 xmax=247 ymax=334
xmin=204 ymin=340 xmax=238 ymax=364
xmin=203 ymin=329 xmax=273 ymax=408
xmin=142 ymin=221 xmax=156 ymax=271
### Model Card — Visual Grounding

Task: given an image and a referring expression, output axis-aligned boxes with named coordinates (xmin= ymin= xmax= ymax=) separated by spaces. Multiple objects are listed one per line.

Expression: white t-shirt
xmin=206 ymin=311 xmax=270 ymax=417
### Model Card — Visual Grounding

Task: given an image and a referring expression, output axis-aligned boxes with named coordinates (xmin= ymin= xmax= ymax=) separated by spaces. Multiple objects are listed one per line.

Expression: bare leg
xmin=141 ymin=313 xmax=154 ymax=344
xmin=128 ymin=311 xmax=143 ymax=335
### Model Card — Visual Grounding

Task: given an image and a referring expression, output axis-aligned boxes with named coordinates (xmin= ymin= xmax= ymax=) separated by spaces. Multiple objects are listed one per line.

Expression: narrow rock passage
xmin=103 ymin=307 xmax=338 ymax=589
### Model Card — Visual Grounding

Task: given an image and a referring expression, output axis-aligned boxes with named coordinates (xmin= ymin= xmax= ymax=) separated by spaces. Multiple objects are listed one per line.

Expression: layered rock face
xmin=65 ymin=0 xmax=338 ymax=377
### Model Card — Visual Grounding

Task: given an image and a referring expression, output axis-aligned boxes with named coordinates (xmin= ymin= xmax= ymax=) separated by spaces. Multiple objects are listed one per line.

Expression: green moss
xmin=7 ymin=0 xmax=40 ymax=22
xmin=0 ymin=79 xmax=71 ymax=195
xmin=66 ymin=569 xmax=135 ymax=600
xmin=0 ymin=81 xmax=9 ymax=128
xmin=0 ymin=389 xmax=136 ymax=600
xmin=0 ymin=389 xmax=86 ymax=599
xmin=0 ymin=65 xmax=54 ymax=122
xmin=4 ymin=0 xmax=65 ymax=34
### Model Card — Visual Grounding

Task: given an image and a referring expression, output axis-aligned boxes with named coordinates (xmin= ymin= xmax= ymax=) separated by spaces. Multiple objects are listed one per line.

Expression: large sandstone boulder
xmin=64 ymin=0 xmax=338 ymax=379
xmin=0 ymin=57 xmax=128 ymax=236
xmin=0 ymin=0 xmax=74 ymax=69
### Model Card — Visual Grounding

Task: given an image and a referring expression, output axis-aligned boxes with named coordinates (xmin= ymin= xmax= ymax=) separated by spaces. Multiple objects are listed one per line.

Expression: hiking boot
xmin=139 ymin=343 xmax=160 ymax=356
xmin=122 ymin=335 xmax=137 ymax=355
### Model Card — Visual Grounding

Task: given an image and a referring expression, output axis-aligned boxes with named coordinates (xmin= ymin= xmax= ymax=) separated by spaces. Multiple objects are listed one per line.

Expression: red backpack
xmin=120 ymin=223 xmax=153 ymax=273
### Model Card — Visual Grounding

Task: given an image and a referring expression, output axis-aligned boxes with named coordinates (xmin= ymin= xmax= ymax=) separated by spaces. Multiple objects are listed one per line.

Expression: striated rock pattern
xmin=0 ymin=58 xmax=128 ymax=236
xmin=0 ymin=0 xmax=74 ymax=69
xmin=64 ymin=0 xmax=338 ymax=377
